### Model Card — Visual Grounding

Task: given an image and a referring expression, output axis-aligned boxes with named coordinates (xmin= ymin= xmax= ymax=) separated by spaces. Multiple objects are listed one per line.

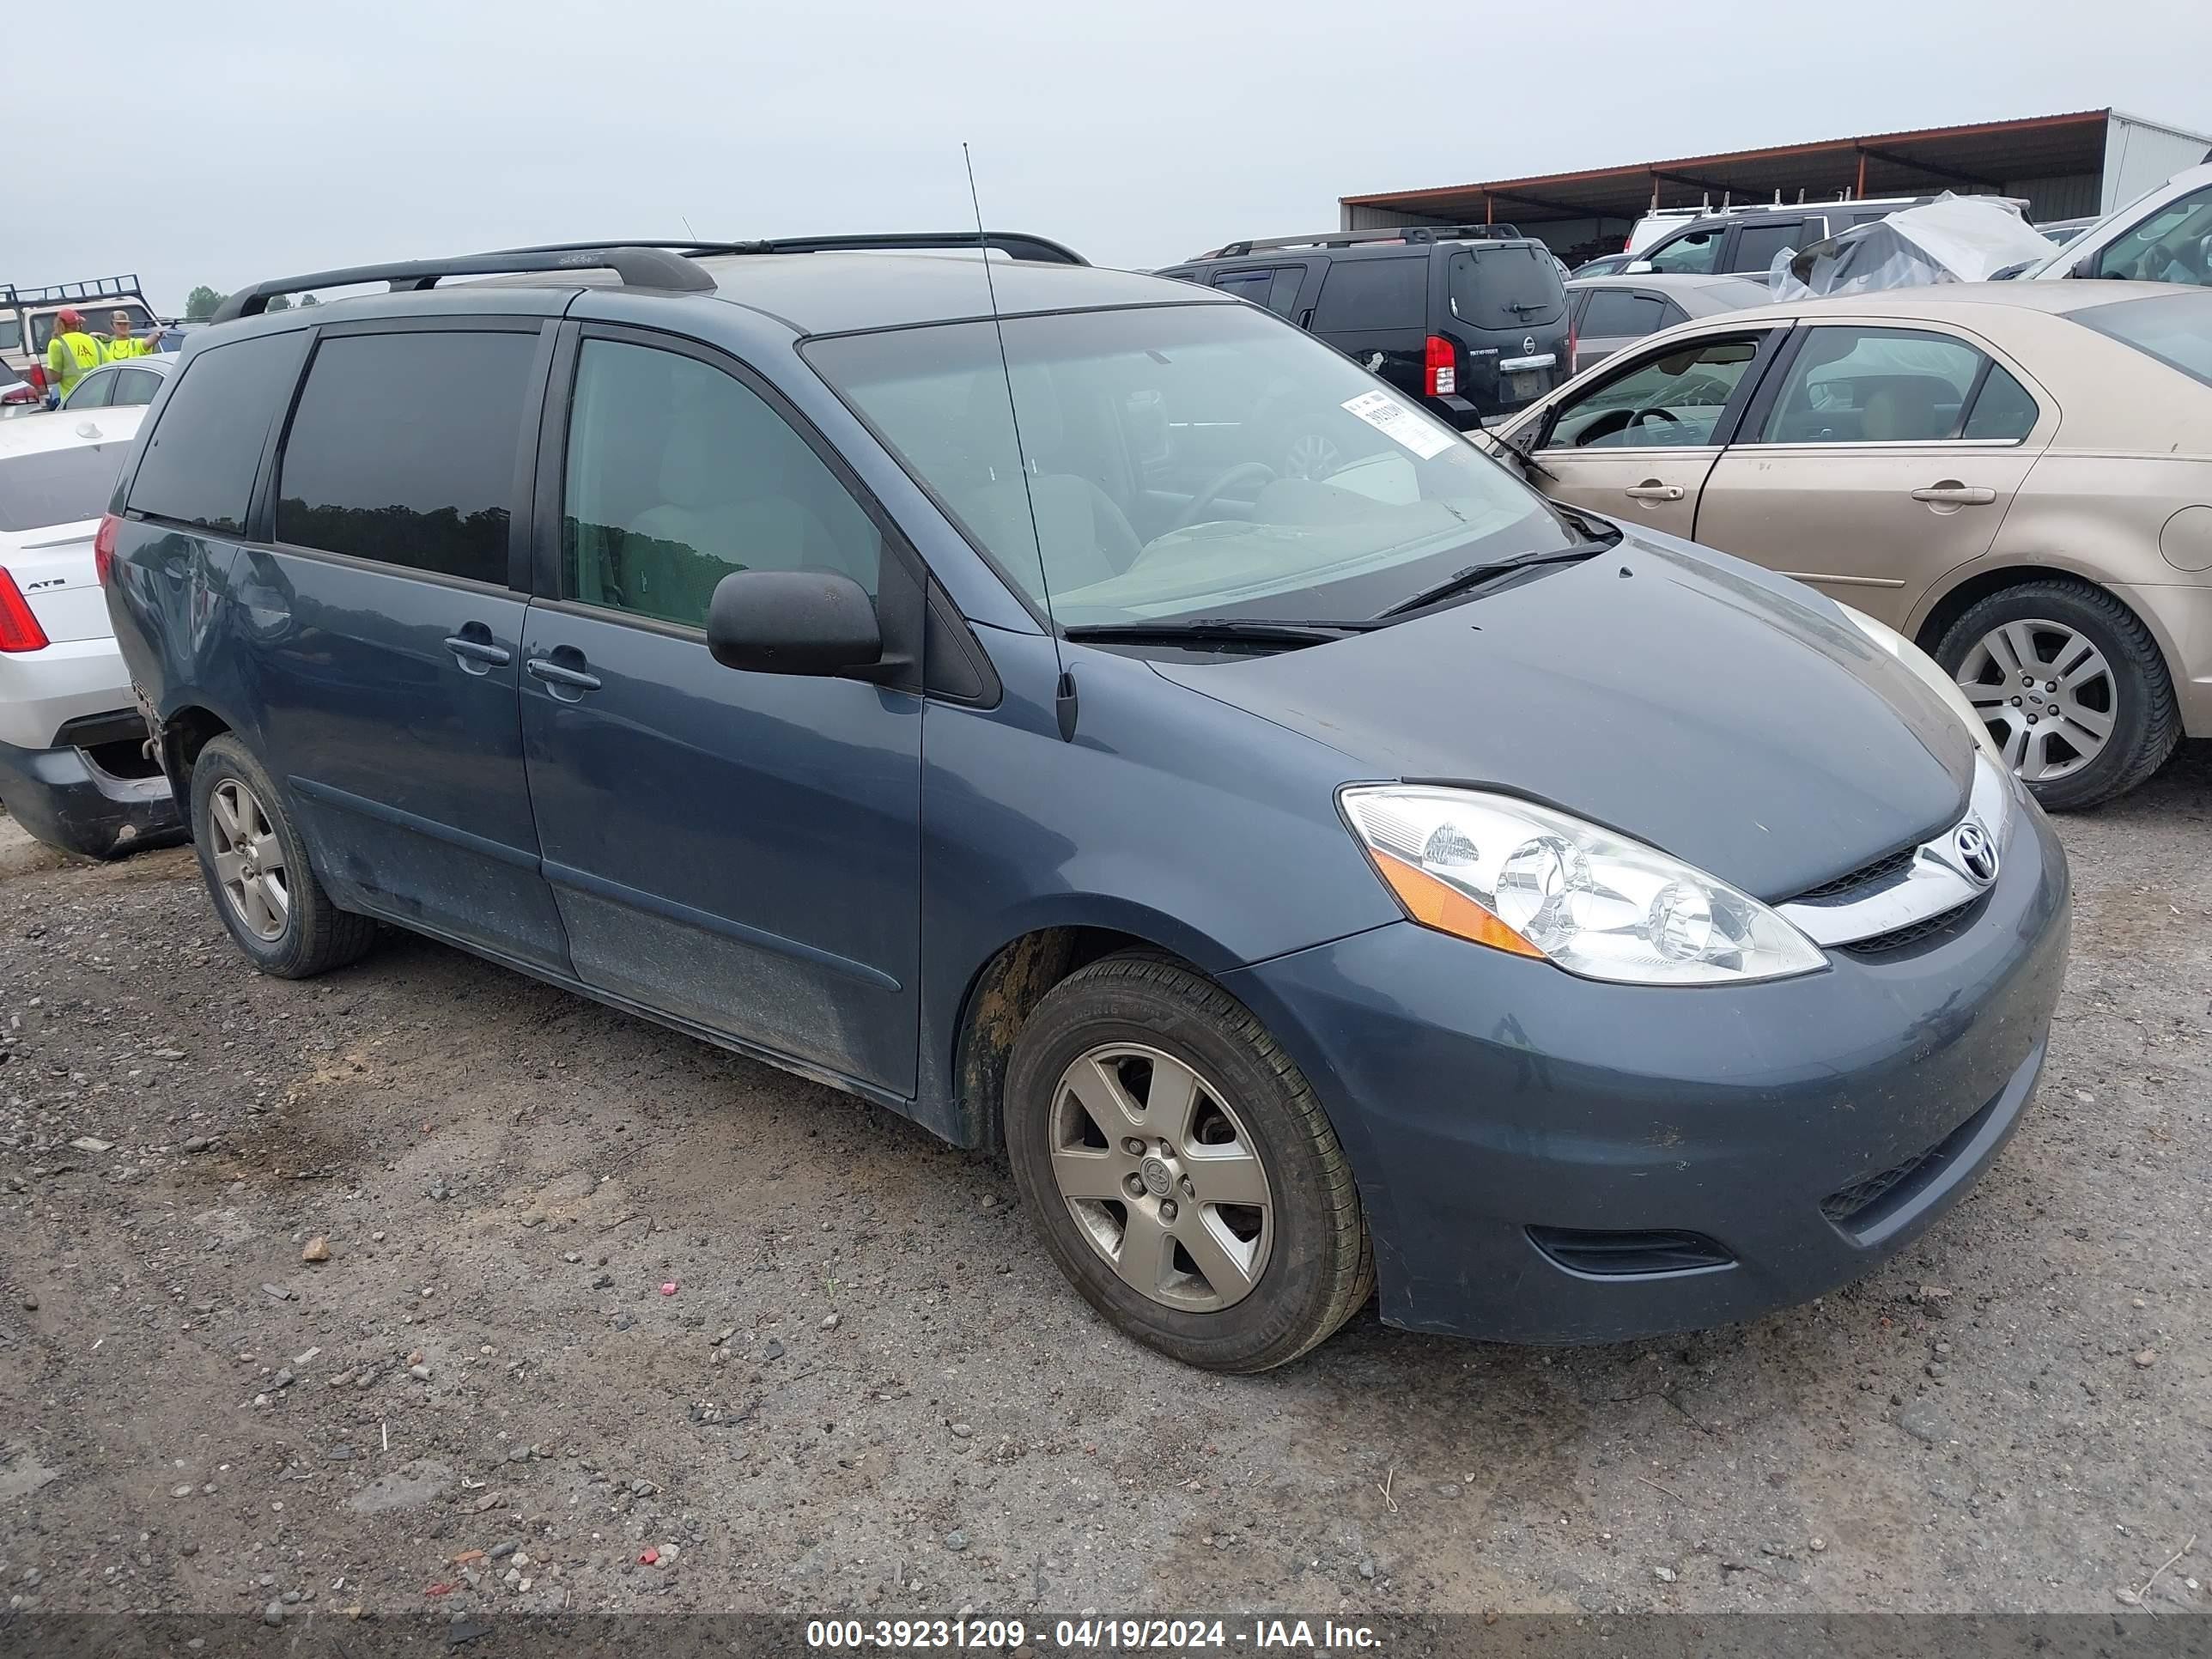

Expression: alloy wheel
xmin=1046 ymin=1042 xmax=1273 ymax=1312
xmin=207 ymin=779 xmax=290 ymax=942
xmin=1955 ymin=618 xmax=2114 ymax=783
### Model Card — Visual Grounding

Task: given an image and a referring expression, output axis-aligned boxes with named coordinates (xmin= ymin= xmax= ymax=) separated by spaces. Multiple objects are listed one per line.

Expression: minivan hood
xmin=1151 ymin=534 xmax=1974 ymax=901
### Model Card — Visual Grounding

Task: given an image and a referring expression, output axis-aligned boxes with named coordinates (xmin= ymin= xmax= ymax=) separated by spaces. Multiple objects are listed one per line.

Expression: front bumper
xmin=0 ymin=720 xmax=181 ymax=859
xmin=1225 ymin=795 xmax=2070 ymax=1345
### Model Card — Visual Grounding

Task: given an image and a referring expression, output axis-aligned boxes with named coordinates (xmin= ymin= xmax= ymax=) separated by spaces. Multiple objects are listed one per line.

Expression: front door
xmin=1505 ymin=328 xmax=1781 ymax=542
xmin=518 ymin=328 xmax=924 ymax=1096
xmin=235 ymin=320 xmax=571 ymax=971
xmin=1692 ymin=323 xmax=2051 ymax=629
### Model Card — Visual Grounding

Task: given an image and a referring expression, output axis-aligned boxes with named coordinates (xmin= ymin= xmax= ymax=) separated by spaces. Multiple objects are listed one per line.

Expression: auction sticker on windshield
xmin=1341 ymin=389 xmax=1455 ymax=459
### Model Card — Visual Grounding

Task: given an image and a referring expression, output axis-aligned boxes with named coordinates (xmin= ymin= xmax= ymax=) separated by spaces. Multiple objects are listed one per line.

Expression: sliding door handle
xmin=444 ymin=635 xmax=511 ymax=667
xmin=525 ymin=658 xmax=602 ymax=694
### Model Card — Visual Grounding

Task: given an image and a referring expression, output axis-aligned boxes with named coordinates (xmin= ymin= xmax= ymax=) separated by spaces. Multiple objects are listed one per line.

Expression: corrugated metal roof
xmin=1340 ymin=110 xmax=2123 ymax=228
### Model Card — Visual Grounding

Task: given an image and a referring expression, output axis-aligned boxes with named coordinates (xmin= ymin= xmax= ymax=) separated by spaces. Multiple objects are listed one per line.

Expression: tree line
xmin=183 ymin=287 xmax=322 ymax=321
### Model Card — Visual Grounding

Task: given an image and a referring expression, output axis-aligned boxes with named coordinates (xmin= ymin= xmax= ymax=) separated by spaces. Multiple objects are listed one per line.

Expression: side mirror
xmin=1623 ymin=258 xmax=1656 ymax=276
xmin=706 ymin=568 xmax=884 ymax=678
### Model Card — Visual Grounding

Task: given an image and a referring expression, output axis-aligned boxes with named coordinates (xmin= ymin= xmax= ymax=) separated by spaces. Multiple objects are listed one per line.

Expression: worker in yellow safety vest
xmin=103 ymin=309 xmax=154 ymax=360
xmin=43 ymin=307 xmax=106 ymax=404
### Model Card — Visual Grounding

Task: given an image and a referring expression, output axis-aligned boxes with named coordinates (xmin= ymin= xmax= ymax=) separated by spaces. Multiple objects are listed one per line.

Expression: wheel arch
xmin=154 ymin=702 xmax=240 ymax=821
xmin=1910 ymin=562 xmax=2174 ymax=680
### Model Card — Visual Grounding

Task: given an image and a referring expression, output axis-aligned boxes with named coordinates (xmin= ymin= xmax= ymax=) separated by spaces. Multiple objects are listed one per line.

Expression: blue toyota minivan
xmin=101 ymin=237 xmax=2069 ymax=1370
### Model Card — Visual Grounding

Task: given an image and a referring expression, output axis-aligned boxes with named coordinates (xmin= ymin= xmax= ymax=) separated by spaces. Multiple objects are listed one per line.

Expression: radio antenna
xmin=963 ymin=143 xmax=1076 ymax=741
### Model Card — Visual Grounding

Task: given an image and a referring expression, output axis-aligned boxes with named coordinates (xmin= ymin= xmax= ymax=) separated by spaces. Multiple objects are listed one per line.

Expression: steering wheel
xmin=1170 ymin=462 xmax=1278 ymax=532
xmin=1632 ymin=406 xmax=1682 ymax=432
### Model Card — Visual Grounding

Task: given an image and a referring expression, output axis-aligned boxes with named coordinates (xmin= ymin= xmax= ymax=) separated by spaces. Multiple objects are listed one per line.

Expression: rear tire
xmin=1004 ymin=953 xmax=1372 ymax=1372
xmin=1933 ymin=579 xmax=2179 ymax=811
xmin=190 ymin=735 xmax=377 ymax=978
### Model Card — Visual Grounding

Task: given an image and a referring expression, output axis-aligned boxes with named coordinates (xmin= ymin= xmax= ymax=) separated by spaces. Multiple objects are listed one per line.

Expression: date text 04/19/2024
xmin=804 ymin=1618 xmax=1384 ymax=1650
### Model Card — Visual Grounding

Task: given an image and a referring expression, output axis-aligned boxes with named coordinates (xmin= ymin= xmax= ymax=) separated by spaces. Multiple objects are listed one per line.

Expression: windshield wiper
xmin=1063 ymin=617 xmax=1382 ymax=648
xmin=1373 ymin=541 xmax=1610 ymax=619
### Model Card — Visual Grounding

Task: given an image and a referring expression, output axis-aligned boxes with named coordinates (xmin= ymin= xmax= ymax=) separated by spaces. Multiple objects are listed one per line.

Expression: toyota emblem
xmin=1954 ymin=821 xmax=1999 ymax=885
xmin=1522 ymin=335 xmax=1537 ymax=355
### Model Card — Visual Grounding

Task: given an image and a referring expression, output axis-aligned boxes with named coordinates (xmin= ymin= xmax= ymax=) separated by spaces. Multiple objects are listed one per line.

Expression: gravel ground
xmin=0 ymin=748 xmax=2206 ymax=1626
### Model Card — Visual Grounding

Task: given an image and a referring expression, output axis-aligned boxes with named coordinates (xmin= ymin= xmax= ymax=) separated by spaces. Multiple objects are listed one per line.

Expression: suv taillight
xmin=94 ymin=513 xmax=120 ymax=586
xmin=1568 ymin=320 xmax=1579 ymax=377
xmin=1425 ymin=335 xmax=1455 ymax=398
xmin=0 ymin=568 xmax=50 ymax=653
xmin=24 ymin=364 xmax=47 ymax=392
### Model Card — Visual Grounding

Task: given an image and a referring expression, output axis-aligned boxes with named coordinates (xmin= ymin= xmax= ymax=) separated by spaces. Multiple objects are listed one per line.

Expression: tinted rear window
xmin=1448 ymin=246 xmax=1564 ymax=330
xmin=127 ymin=331 xmax=308 ymax=533
xmin=1578 ymin=289 xmax=1667 ymax=337
xmin=0 ymin=317 xmax=21 ymax=352
xmin=2074 ymin=291 xmax=2212 ymax=388
xmin=1311 ymin=257 xmax=1425 ymax=331
xmin=275 ymin=330 xmax=537 ymax=584
xmin=0 ymin=443 xmax=128 ymax=532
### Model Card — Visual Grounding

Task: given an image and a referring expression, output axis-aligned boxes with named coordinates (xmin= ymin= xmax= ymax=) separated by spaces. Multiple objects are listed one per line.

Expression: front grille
xmin=1527 ymin=1226 xmax=1734 ymax=1276
xmin=1791 ymin=845 xmax=1917 ymax=904
xmin=1837 ymin=896 xmax=1983 ymax=957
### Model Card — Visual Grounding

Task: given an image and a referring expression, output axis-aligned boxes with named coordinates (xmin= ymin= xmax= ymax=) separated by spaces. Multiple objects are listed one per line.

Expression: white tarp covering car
xmin=1772 ymin=195 xmax=2056 ymax=300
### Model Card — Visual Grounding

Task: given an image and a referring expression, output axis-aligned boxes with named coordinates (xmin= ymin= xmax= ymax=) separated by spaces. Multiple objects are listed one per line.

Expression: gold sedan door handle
xmin=1911 ymin=483 xmax=1997 ymax=506
xmin=1623 ymin=482 xmax=1685 ymax=502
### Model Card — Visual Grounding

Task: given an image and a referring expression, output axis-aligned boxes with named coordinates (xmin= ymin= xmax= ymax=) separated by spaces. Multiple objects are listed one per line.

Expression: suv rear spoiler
xmin=1203 ymin=225 xmax=1527 ymax=258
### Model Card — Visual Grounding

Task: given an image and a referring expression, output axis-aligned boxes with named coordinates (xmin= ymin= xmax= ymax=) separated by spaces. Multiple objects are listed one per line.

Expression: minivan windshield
xmin=805 ymin=303 xmax=1577 ymax=628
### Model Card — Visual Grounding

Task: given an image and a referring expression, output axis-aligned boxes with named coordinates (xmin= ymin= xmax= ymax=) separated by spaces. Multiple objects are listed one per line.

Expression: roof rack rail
xmin=501 ymin=231 xmax=1089 ymax=266
xmin=1203 ymin=224 xmax=1526 ymax=258
xmin=208 ymin=246 xmax=718 ymax=325
xmin=2 ymin=274 xmax=146 ymax=308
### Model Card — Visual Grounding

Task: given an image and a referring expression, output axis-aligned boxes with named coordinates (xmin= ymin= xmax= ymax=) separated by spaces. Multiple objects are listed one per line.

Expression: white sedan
xmin=0 ymin=403 xmax=180 ymax=855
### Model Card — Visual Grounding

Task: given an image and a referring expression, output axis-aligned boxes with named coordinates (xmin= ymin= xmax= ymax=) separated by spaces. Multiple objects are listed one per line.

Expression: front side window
xmin=276 ymin=331 xmax=537 ymax=584
xmin=562 ymin=339 xmax=881 ymax=629
xmin=1644 ymin=228 xmax=1721 ymax=275
xmin=806 ymin=303 xmax=1577 ymax=629
xmin=127 ymin=331 xmax=308 ymax=533
xmin=1544 ymin=336 xmax=1765 ymax=449
xmin=2091 ymin=185 xmax=2212 ymax=287
xmin=1759 ymin=326 xmax=1992 ymax=444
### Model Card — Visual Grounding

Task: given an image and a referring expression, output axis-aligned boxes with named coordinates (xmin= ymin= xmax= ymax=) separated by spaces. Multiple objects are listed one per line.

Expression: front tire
xmin=1005 ymin=954 xmax=1372 ymax=1371
xmin=190 ymin=735 xmax=377 ymax=978
xmin=1934 ymin=579 xmax=2179 ymax=811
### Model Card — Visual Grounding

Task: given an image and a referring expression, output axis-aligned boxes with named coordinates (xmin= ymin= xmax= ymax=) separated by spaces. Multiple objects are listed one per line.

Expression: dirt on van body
xmin=0 ymin=750 xmax=2206 ymax=1626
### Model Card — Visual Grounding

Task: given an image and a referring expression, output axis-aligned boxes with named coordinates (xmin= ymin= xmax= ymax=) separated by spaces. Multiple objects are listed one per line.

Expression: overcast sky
xmin=14 ymin=0 xmax=2210 ymax=313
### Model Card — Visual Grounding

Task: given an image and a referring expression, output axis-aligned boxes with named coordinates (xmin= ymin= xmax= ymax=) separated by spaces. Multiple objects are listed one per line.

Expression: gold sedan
xmin=1482 ymin=281 xmax=2212 ymax=807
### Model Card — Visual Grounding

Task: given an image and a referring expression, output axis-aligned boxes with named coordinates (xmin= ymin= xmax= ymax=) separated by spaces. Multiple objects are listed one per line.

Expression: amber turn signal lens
xmin=1368 ymin=849 xmax=1545 ymax=959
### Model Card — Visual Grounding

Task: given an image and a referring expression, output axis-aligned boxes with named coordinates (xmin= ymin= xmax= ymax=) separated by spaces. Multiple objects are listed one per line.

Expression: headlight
xmin=1340 ymin=786 xmax=1827 ymax=986
xmin=1839 ymin=605 xmax=2004 ymax=764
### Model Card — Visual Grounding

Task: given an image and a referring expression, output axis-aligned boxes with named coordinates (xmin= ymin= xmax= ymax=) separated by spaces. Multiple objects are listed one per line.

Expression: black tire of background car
xmin=1003 ymin=953 xmax=1373 ymax=1372
xmin=1934 ymin=578 xmax=2181 ymax=811
xmin=190 ymin=735 xmax=379 ymax=977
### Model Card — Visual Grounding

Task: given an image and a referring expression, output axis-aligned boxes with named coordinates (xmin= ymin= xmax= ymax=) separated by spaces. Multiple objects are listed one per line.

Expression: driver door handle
xmin=1624 ymin=482 xmax=1685 ymax=502
xmin=1911 ymin=483 xmax=1996 ymax=506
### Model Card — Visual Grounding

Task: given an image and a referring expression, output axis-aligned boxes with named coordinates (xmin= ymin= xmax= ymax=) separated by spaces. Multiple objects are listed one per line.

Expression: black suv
xmin=1160 ymin=226 xmax=1570 ymax=435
